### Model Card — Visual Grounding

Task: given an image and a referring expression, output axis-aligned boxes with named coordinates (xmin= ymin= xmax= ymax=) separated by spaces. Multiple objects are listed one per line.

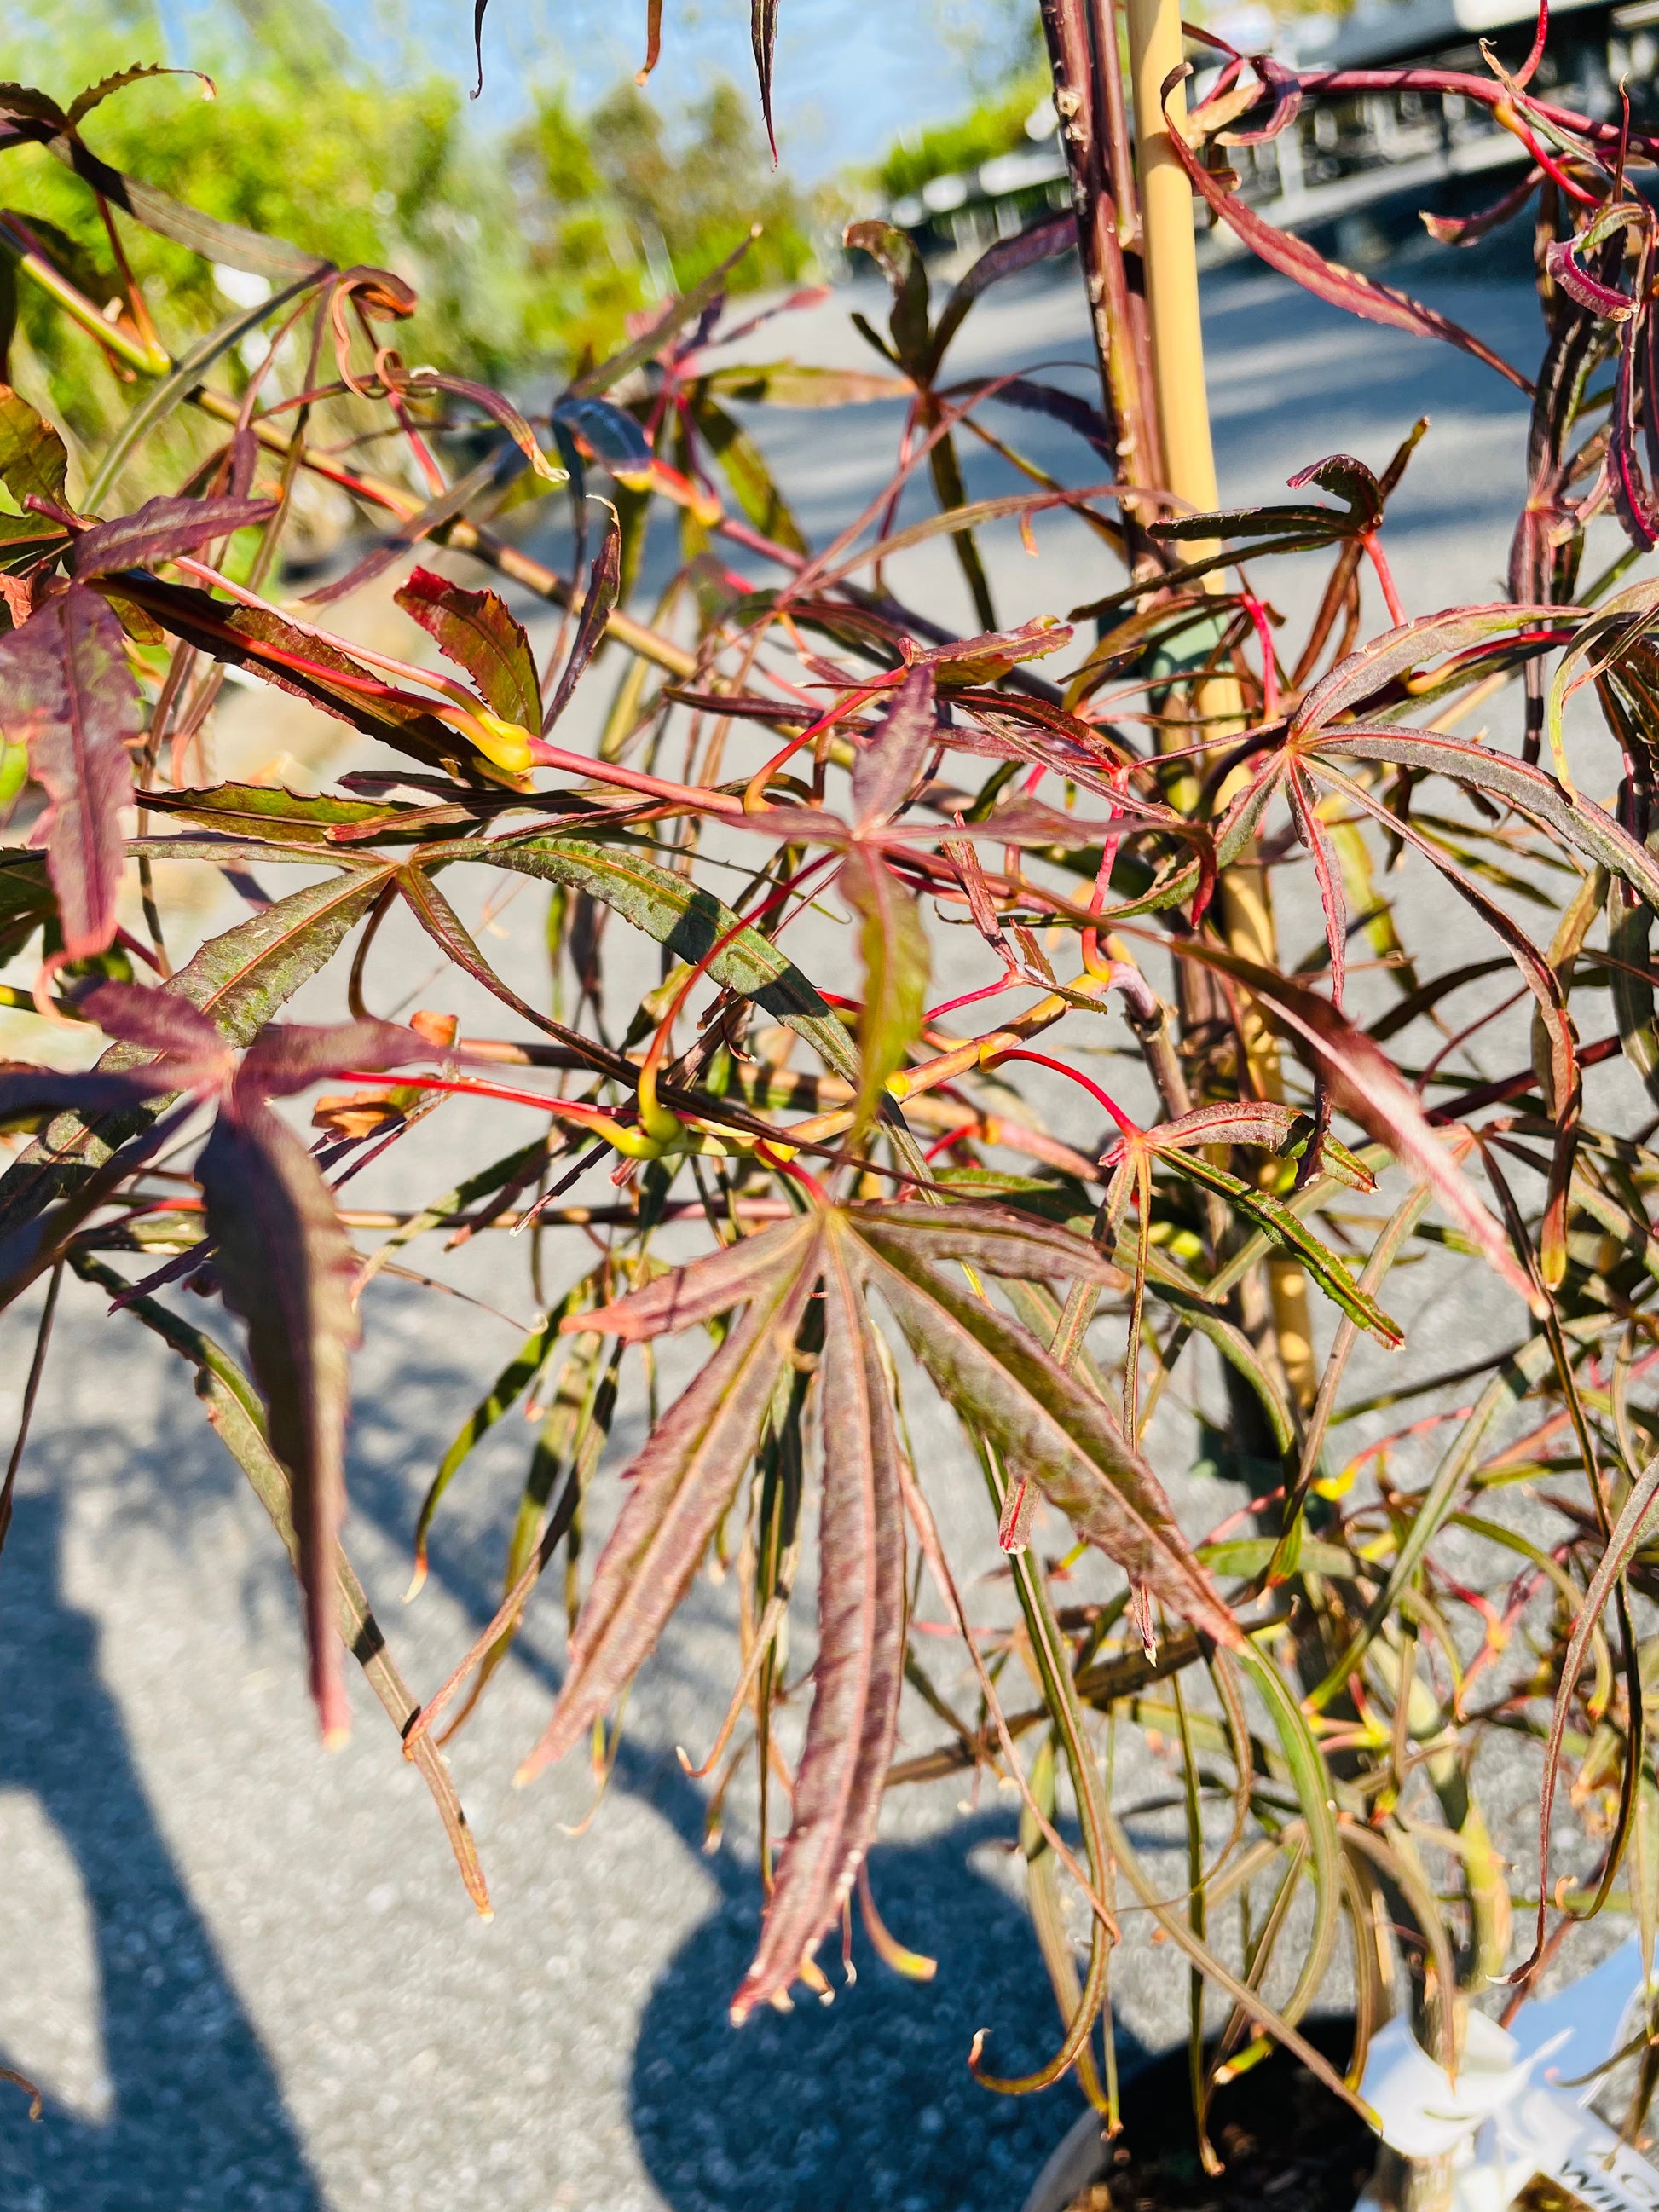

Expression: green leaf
xmin=409 ymin=1309 xmax=564 ymax=1594
xmin=138 ymin=783 xmax=400 ymax=846
xmin=841 ymin=846 xmax=929 ymax=1139
xmin=0 ymin=383 xmax=66 ymax=505
xmin=688 ymin=390 xmax=807 ymax=555
xmin=475 ymin=836 xmax=858 ymax=1082
xmin=1159 ymin=1149 xmax=1402 ymax=1346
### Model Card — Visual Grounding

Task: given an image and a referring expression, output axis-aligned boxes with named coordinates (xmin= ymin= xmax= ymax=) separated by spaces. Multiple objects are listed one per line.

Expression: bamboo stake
xmin=1123 ymin=0 xmax=1316 ymax=1404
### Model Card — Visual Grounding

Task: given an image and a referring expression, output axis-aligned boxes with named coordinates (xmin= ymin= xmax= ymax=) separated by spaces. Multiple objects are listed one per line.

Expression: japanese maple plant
xmin=1 ymin=4 xmax=1657 ymax=2199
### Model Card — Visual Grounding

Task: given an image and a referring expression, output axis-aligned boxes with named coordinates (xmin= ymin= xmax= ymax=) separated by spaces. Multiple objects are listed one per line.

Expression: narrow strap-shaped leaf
xmin=847 ymin=1200 xmax=1124 ymax=1286
xmin=851 ymin=663 xmax=934 ymax=831
xmin=841 ymin=846 xmax=929 ymax=1139
xmin=1173 ymin=940 xmax=1540 ymax=1314
xmin=515 ymin=1239 xmax=820 ymax=1783
xmin=1307 ymin=725 xmax=1659 ymax=910
xmin=408 ymin=1310 xmax=563 ymax=1595
xmin=197 ymin=1103 xmax=361 ymax=1741
xmin=732 ymin=1232 xmax=905 ymax=2019
xmin=0 ymin=865 xmax=390 ymax=1241
xmin=83 ymin=274 xmax=320 ymax=511
xmin=1159 ymin=1148 xmax=1402 ymax=1346
xmin=1291 ymin=605 xmax=1563 ymax=736
xmin=67 ymin=1250 xmax=489 ymax=1916
xmin=70 ymin=494 xmax=277 ymax=579
xmin=1157 ymin=72 xmax=1531 ymax=395
xmin=476 ymin=837 xmax=858 ymax=1081
xmin=542 ymin=505 xmax=621 ymax=734
xmin=853 ymin=1224 xmax=1240 ymax=1646
xmin=575 ymin=1216 xmax=817 ymax=1341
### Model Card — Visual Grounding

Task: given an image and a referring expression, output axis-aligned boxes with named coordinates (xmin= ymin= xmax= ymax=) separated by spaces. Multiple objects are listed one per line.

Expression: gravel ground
xmin=0 ymin=246 xmax=1626 ymax=2211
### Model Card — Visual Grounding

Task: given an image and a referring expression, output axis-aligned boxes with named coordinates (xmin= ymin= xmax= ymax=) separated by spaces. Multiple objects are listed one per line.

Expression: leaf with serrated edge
xmin=847 ymin=1202 xmax=1124 ymax=1286
xmin=0 ymin=384 xmax=66 ymax=505
xmin=196 ymin=1100 xmax=361 ymax=1740
xmin=70 ymin=494 xmax=276 ymax=579
xmin=477 ymin=838 xmax=857 ymax=1080
xmin=515 ymin=1239 xmax=819 ymax=1783
xmin=851 ymin=664 xmax=935 ymax=830
xmin=68 ymin=1250 xmax=489 ymax=1916
xmin=572 ymin=1217 xmax=818 ymax=1343
xmin=0 ymin=867 xmax=393 ymax=1245
xmin=851 ymin=1222 xmax=1240 ymax=1644
xmin=396 ymin=566 xmax=540 ymax=731
xmin=0 ymin=586 xmax=136 ymax=959
xmin=1175 ymin=941 xmax=1540 ymax=1313
xmin=731 ymin=1231 xmax=905 ymax=2020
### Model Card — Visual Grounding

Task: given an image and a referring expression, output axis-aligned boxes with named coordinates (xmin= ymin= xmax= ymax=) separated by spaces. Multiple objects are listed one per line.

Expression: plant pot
xmin=1021 ymin=2019 xmax=1375 ymax=2212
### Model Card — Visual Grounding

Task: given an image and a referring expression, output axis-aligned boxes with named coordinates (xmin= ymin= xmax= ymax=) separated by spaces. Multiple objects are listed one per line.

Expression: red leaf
xmin=79 ymin=979 xmax=230 ymax=1066
xmin=395 ymin=566 xmax=540 ymax=731
xmin=0 ymin=585 xmax=136 ymax=959
xmin=542 ymin=507 xmax=621 ymax=734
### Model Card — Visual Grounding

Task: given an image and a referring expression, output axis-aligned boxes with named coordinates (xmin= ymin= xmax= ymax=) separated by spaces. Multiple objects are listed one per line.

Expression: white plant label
xmin=1354 ymin=1942 xmax=1659 ymax=2212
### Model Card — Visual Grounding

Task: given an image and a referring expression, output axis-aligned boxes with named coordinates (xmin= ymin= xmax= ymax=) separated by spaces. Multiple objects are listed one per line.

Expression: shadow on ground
xmin=629 ymin=1814 xmax=1128 ymax=2212
xmin=0 ymin=1494 xmax=321 ymax=2212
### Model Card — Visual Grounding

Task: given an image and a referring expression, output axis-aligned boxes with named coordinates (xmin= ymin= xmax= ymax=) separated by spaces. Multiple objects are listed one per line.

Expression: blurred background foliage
xmin=0 ymin=0 xmax=817 ymax=473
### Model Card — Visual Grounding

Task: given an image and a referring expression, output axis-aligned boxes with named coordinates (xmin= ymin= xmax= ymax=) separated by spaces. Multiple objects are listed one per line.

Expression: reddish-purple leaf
xmin=0 ymin=1061 xmax=178 ymax=1123
xmin=197 ymin=1101 xmax=361 ymax=1741
xmin=1544 ymin=228 xmax=1638 ymax=322
xmin=851 ymin=663 xmax=935 ymax=831
xmin=79 ymin=979 xmax=230 ymax=1066
xmin=1286 ymin=762 xmax=1347 ymax=1007
xmin=543 ymin=506 xmax=621 ymax=734
xmin=406 ymin=371 xmax=559 ymax=482
xmin=395 ymin=566 xmax=540 ymax=732
xmin=516 ymin=1243 xmax=819 ymax=1784
xmin=1290 ymin=604 xmax=1564 ymax=737
xmin=847 ymin=1201 xmax=1124 ymax=1285
xmin=928 ymin=214 xmax=1076 ymax=374
xmin=571 ymin=1217 xmax=818 ymax=1343
xmin=0 ymin=585 xmax=136 ymax=959
xmin=1176 ymin=942 xmax=1542 ymax=1312
xmin=1159 ymin=69 xmax=1532 ymax=395
xmin=70 ymin=494 xmax=277 ymax=579
xmin=239 ymin=1017 xmax=431 ymax=1101
xmin=731 ymin=1239 xmax=904 ymax=2020
xmin=852 ymin=1222 xmax=1242 ymax=1646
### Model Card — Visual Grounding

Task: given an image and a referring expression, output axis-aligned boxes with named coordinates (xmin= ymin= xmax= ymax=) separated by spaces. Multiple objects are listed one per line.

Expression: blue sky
xmin=153 ymin=1 xmax=1008 ymax=178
